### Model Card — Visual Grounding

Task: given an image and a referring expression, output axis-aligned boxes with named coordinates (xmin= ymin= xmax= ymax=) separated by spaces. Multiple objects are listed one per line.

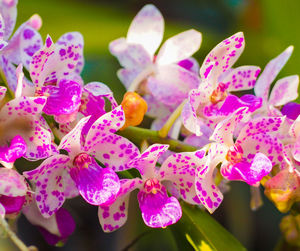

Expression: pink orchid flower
xmin=98 ymin=143 xmax=202 ymax=232
xmin=182 ymin=32 xmax=262 ymax=136
xmin=110 ymin=4 xmax=201 ymax=115
xmin=24 ymin=106 xmax=139 ymax=218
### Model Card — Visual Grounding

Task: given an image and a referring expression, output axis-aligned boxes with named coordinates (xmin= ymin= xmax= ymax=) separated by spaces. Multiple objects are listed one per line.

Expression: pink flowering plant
xmin=0 ymin=2 xmax=299 ymax=250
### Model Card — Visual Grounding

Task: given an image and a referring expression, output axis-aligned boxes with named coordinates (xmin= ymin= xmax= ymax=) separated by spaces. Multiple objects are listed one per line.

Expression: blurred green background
xmin=2 ymin=0 xmax=299 ymax=250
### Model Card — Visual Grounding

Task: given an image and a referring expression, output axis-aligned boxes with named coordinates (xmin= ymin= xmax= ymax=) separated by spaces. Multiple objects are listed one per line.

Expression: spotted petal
xmin=0 ymin=0 xmax=17 ymax=40
xmin=128 ymin=144 xmax=169 ymax=179
xmin=221 ymin=65 xmax=261 ymax=91
xmin=58 ymin=116 xmax=90 ymax=154
xmin=23 ymin=155 xmax=70 ymax=218
xmin=254 ymin=46 xmax=293 ymax=102
xmin=268 ymin=75 xmax=299 ymax=107
xmin=0 ymin=135 xmax=27 ymax=164
xmin=0 ymin=168 xmax=27 ymax=197
xmin=86 ymin=134 xmax=139 ymax=172
xmin=98 ymin=178 xmax=143 ymax=232
xmin=127 ymin=4 xmax=164 ymax=57
xmin=200 ymin=32 xmax=245 ymax=82
xmin=159 ymin=151 xmax=206 ymax=205
xmin=156 ymin=29 xmax=202 ymax=65
xmin=195 ymin=144 xmax=225 ymax=213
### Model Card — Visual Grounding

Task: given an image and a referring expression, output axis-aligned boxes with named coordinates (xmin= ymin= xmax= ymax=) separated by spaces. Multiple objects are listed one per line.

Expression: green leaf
xmin=170 ymin=203 xmax=246 ymax=251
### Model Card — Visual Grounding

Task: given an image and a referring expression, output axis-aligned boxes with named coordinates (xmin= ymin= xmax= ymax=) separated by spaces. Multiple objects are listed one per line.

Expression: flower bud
xmin=264 ymin=169 xmax=300 ymax=213
xmin=120 ymin=92 xmax=147 ymax=130
xmin=280 ymin=214 xmax=300 ymax=247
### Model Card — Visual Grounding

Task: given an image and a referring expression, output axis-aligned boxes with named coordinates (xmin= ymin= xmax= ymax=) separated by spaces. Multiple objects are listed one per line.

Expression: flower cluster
xmin=0 ymin=2 xmax=299 ymax=248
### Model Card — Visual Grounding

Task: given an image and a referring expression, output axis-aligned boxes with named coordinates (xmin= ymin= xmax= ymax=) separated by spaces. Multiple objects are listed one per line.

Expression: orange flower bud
xmin=120 ymin=92 xmax=147 ymax=130
xmin=280 ymin=214 xmax=300 ymax=247
xmin=264 ymin=169 xmax=300 ymax=213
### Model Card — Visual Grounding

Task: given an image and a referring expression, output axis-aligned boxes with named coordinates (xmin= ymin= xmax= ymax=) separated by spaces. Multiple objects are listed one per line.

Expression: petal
xmin=221 ymin=65 xmax=261 ymax=91
xmin=42 ymin=79 xmax=82 ymax=118
xmin=127 ymin=4 xmax=164 ymax=57
xmin=181 ymin=89 xmax=204 ymax=136
xmin=289 ymin=115 xmax=300 ymax=139
xmin=138 ymin=186 xmax=182 ymax=228
xmin=237 ymin=116 xmax=285 ymax=142
xmin=58 ymin=116 xmax=90 ymax=154
xmin=109 ymin=38 xmax=152 ymax=69
xmin=0 ymin=195 xmax=25 ymax=214
xmin=0 ymin=0 xmax=17 ymax=40
xmin=69 ymin=159 xmax=120 ymax=206
xmin=0 ymin=203 xmax=4 ymax=218
xmin=83 ymin=81 xmax=117 ymax=108
xmin=195 ymin=144 xmax=225 ymax=213
xmin=62 ymin=169 xmax=79 ymax=199
xmin=56 ymin=32 xmax=84 ymax=74
xmin=84 ymin=106 xmax=125 ymax=147
xmin=210 ymin=107 xmax=250 ymax=146
xmin=98 ymin=178 xmax=142 ymax=232
xmin=147 ymin=64 xmax=200 ymax=106
xmin=200 ymin=32 xmax=245 ymax=82
xmin=86 ymin=134 xmax=139 ymax=172
xmin=254 ymin=46 xmax=293 ymax=101
xmin=0 ymin=135 xmax=27 ymax=163
xmin=0 ymin=56 xmax=18 ymax=91
xmin=144 ymin=94 xmax=173 ymax=119
xmin=117 ymin=68 xmax=141 ymax=90
xmin=282 ymin=102 xmax=300 ymax=120
xmin=156 ymin=29 xmax=202 ymax=65
xmin=0 ymin=168 xmax=27 ymax=197
xmin=30 ymin=35 xmax=82 ymax=88
xmin=238 ymin=133 xmax=285 ymax=167
xmin=269 ymin=75 xmax=299 ymax=107
xmin=23 ymin=155 xmax=70 ymax=218
xmin=159 ymin=151 xmax=206 ymax=205
xmin=183 ymin=126 xmax=212 ymax=148
xmin=128 ymin=144 xmax=169 ymax=179
xmin=0 ymin=86 xmax=7 ymax=103
xmin=221 ymin=153 xmax=272 ymax=186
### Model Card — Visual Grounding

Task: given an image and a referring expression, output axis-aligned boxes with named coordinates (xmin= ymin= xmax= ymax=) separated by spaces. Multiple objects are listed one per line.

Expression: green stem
xmin=118 ymin=126 xmax=197 ymax=152
xmin=158 ymin=99 xmax=187 ymax=138
xmin=0 ymin=216 xmax=31 ymax=251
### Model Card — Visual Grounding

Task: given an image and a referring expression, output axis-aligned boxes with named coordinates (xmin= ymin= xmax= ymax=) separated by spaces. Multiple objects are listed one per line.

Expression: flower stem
xmin=118 ymin=126 xmax=197 ymax=152
xmin=127 ymin=65 xmax=155 ymax=92
xmin=158 ymin=99 xmax=187 ymax=138
xmin=0 ymin=216 xmax=31 ymax=251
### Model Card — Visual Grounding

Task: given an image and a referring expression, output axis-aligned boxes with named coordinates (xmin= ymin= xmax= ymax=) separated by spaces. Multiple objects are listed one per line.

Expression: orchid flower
xmin=287 ymin=115 xmax=300 ymax=163
xmin=110 ymin=4 xmax=201 ymax=120
xmin=98 ymin=143 xmax=203 ymax=231
xmin=182 ymin=32 xmax=262 ymax=136
xmin=24 ymin=106 xmax=139 ymax=218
